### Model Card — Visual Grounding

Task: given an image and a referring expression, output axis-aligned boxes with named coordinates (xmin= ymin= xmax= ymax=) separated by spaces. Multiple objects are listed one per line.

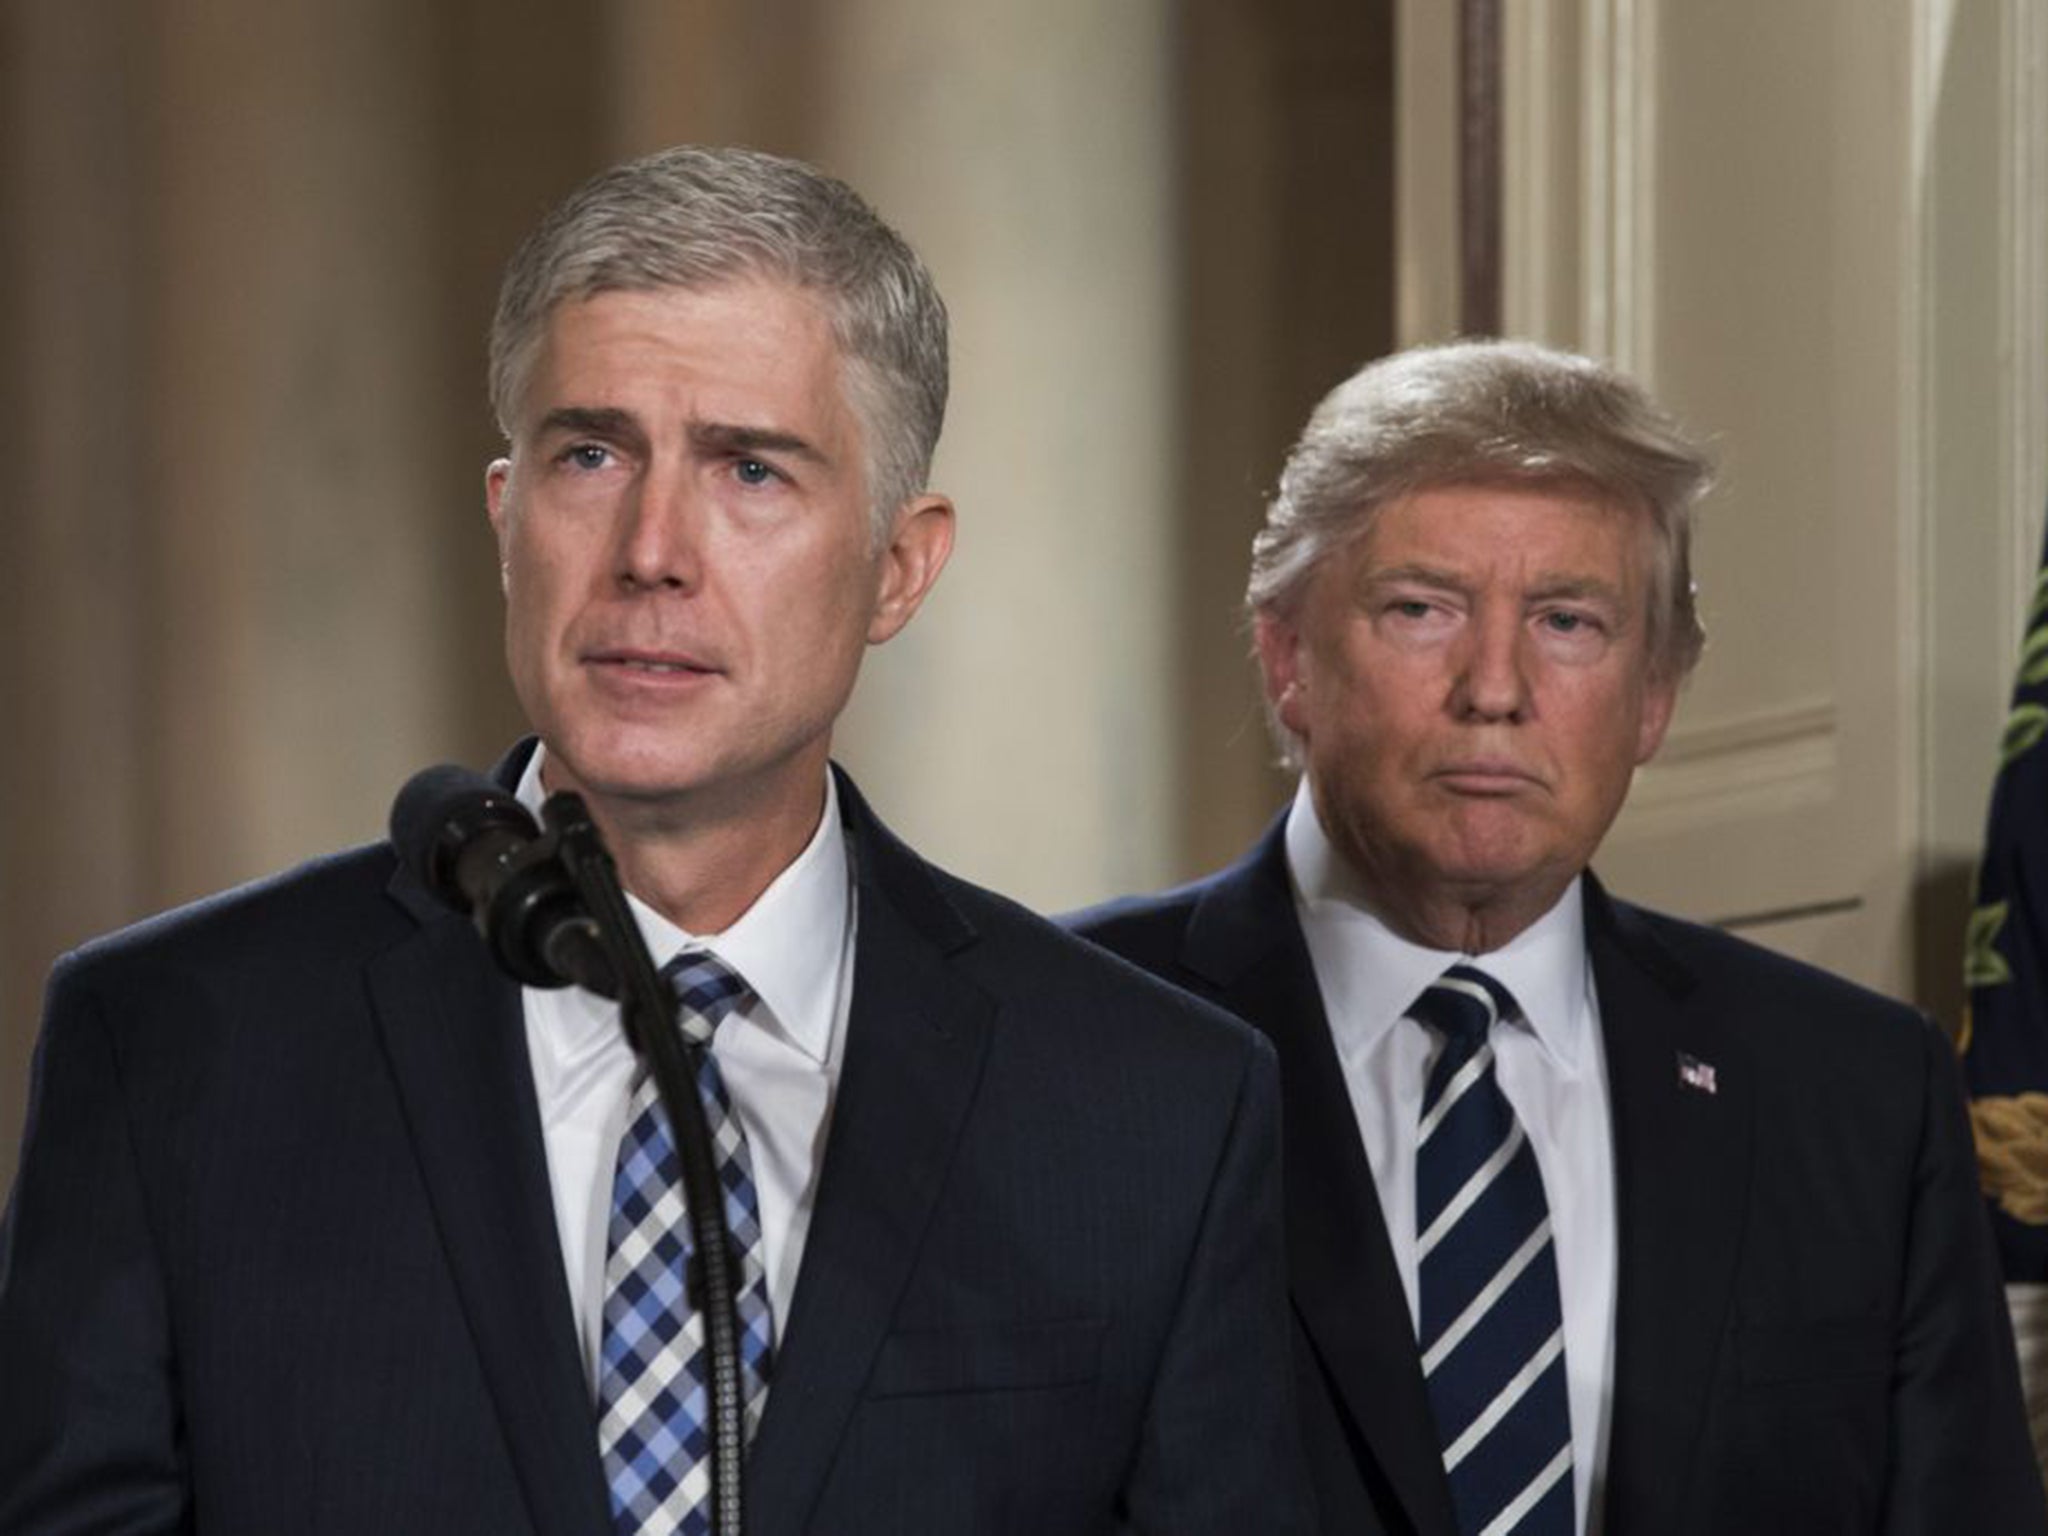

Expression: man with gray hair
xmin=1072 ymin=339 xmax=2043 ymax=1534
xmin=0 ymin=145 xmax=1309 ymax=1534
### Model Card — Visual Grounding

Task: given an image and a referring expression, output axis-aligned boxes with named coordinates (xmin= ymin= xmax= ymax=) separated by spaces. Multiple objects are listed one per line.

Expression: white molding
xmin=1625 ymin=0 xmax=1656 ymax=374
xmin=1395 ymin=0 xmax=1461 ymax=346
xmin=1619 ymin=699 xmax=1839 ymax=835
xmin=1905 ymin=0 xmax=1940 ymax=857
xmin=1580 ymin=0 xmax=1655 ymax=371
xmin=1650 ymin=698 xmax=1839 ymax=766
xmin=1581 ymin=0 xmax=1615 ymax=356
xmin=1904 ymin=0 xmax=2048 ymax=857
xmin=2005 ymin=0 xmax=2048 ymax=640
xmin=1501 ymin=0 xmax=1563 ymax=342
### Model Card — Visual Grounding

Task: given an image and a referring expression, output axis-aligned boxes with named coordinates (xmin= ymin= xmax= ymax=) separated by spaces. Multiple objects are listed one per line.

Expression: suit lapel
xmin=1586 ymin=880 xmax=1751 ymax=1533
xmin=1185 ymin=825 xmax=1458 ymax=1536
xmin=744 ymin=772 xmax=995 ymax=1536
xmin=369 ymin=872 xmax=613 ymax=1536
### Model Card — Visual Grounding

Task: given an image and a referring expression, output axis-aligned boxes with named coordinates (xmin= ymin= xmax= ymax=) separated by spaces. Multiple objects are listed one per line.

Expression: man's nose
xmin=616 ymin=467 xmax=704 ymax=592
xmin=1455 ymin=610 xmax=1531 ymax=721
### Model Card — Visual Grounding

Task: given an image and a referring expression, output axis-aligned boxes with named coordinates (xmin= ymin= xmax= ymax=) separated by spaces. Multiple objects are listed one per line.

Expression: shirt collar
xmin=516 ymin=746 xmax=851 ymax=1065
xmin=1283 ymin=776 xmax=1592 ymax=1067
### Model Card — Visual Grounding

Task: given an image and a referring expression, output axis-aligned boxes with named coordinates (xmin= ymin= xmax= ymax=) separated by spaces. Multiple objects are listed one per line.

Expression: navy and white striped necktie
xmin=1411 ymin=964 xmax=1574 ymax=1535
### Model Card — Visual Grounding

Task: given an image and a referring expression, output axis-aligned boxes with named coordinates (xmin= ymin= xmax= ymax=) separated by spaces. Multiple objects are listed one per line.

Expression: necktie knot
xmin=1407 ymin=963 xmax=1519 ymax=1051
xmin=662 ymin=951 xmax=751 ymax=1047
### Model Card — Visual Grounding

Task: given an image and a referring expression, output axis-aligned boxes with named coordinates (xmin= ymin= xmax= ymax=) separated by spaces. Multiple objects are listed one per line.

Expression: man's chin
xmin=1420 ymin=826 xmax=1562 ymax=900
xmin=539 ymin=736 xmax=718 ymax=809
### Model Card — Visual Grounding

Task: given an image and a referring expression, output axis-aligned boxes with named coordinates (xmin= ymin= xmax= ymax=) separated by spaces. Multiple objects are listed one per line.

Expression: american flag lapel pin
xmin=1677 ymin=1051 xmax=1718 ymax=1096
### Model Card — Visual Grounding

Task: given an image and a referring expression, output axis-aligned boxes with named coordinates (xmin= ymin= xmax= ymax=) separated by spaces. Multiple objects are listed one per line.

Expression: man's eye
xmin=1390 ymin=600 xmax=1436 ymax=619
xmin=734 ymin=457 xmax=776 ymax=486
xmin=1542 ymin=610 xmax=1599 ymax=635
xmin=564 ymin=443 xmax=611 ymax=471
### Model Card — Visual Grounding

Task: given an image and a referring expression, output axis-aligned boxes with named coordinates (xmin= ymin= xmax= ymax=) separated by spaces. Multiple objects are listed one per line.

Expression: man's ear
xmin=1253 ymin=609 xmax=1310 ymax=736
xmin=485 ymin=458 xmax=513 ymax=543
xmin=867 ymin=493 xmax=956 ymax=644
xmin=1635 ymin=670 xmax=1680 ymax=765
xmin=485 ymin=458 xmax=514 ymax=591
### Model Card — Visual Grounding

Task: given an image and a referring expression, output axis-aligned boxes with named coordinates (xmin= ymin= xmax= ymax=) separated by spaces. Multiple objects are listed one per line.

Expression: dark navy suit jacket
xmin=0 ymin=764 xmax=1311 ymax=1535
xmin=1068 ymin=817 xmax=2045 ymax=1536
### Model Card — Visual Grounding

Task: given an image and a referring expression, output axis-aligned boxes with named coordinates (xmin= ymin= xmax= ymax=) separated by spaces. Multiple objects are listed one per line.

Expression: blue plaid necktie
xmin=596 ymin=953 xmax=776 ymax=1536
xmin=1411 ymin=965 xmax=1574 ymax=1535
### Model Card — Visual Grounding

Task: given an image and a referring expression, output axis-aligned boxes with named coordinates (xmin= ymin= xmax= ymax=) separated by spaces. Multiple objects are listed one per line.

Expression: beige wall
xmin=0 ymin=0 xmax=597 ymax=1189
xmin=0 ymin=4 xmax=1394 ymax=1187
xmin=1399 ymin=0 xmax=2047 ymax=1024
xmin=5 ymin=1 xmax=2036 ymax=1195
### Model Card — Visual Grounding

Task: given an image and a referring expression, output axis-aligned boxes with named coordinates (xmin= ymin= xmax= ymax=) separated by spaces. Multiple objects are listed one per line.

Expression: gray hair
xmin=1249 ymin=339 xmax=1714 ymax=681
xmin=489 ymin=144 xmax=949 ymax=538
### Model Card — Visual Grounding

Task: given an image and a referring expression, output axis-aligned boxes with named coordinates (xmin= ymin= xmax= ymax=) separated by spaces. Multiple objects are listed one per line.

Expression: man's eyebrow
xmin=1525 ymin=574 xmax=1627 ymax=606
xmin=690 ymin=422 xmax=830 ymax=466
xmin=1358 ymin=565 xmax=1629 ymax=606
xmin=1359 ymin=563 xmax=1467 ymax=591
xmin=534 ymin=405 xmax=643 ymax=442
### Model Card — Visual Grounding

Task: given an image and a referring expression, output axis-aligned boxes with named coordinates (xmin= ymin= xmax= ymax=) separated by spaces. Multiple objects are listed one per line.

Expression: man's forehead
xmin=545 ymin=271 xmax=829 ymax=336
xmin=516 ymin=278 xmax=849 ymax=416
xmin=1349 ymin=481 xmax=1653 ymax=569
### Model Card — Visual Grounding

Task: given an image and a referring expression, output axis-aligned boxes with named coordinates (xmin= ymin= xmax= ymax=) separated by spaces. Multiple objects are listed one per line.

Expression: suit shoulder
xmin=51 ymin=841 xmax=407 ymax=1000
xmin=1059 ymin=875 xmax=1220 ymax=972
xmin=1616 ymin=896 xmax=1918 ymax=1019
xmin=1602 ymin=892 xmax=1942 ymax=1089
xmin=1060 ymin=820 xmax=1288 ymax=976
xmin=1062 ymin=879 xmax=1210 ymax=936
xmin=926 ymin=866 xmax=1270 ymax=1072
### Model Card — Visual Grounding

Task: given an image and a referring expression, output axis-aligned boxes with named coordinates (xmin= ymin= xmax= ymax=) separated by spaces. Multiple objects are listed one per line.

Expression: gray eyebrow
xmin=689 ymin=422 xmax=830 ymax=467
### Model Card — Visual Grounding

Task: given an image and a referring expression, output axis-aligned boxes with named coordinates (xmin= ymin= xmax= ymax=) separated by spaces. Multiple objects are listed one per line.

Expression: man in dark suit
xmin=0 ymin=145 xmax=1309 ymax=1535
xmin=1071 ymin=340 xmax=2046 ymax=1535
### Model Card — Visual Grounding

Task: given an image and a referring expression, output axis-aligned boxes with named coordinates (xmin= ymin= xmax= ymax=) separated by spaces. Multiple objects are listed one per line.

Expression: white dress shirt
xmin=1285 ymin=780 xmax=1617 ymax=1534
xmin=514 ymin=748 xmax=855 ymax=1391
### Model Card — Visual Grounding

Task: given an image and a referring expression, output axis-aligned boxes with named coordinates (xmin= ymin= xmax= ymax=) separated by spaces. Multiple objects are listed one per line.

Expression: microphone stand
xmin=543 ymin=792 xmax=748 ymax=1536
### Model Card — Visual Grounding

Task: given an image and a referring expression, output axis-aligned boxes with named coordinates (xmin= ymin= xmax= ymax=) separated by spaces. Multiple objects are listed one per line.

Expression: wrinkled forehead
xmin=515 ymin=277 xmax=866 ymax=422
xmin=1315 ymin=480 xmax=1659 ymax=619
xmin=1353 ymin=475 xmax=1659 ymax=567
xmin=508 ymin=268 xmax=855 ymax=405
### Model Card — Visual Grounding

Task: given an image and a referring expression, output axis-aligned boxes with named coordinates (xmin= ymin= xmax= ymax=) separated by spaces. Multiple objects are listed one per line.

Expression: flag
xmin=1676 ymin=1052 xmax=1718 ymax=1097
xmin=1964 ymin=511 xmax=2048 ymax=1279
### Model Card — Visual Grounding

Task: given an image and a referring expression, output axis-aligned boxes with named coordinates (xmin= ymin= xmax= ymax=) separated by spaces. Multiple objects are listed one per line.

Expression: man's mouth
xmin=585 ymin=648 xmax=720 ymax=677
xmin=1433 ymin=760 xmax=1540 ymax=793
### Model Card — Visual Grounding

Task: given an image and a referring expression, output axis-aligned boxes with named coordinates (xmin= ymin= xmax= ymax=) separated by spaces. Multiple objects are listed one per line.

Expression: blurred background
xmin=1 ymin=0 xmax=2043 ymax=1199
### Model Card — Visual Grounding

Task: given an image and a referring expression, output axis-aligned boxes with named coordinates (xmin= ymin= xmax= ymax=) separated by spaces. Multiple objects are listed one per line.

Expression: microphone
xmin=389 ymin=764 xmax=747 ymax=1530
xmin=389 ymin=765 xmax=617 ymax=995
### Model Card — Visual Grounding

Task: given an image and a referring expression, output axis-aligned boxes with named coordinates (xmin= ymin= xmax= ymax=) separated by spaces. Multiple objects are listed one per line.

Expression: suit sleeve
xmin=0 ymin=960 xmax=190 ymax=1534
xmin=1117 ymin=1032 xmax=1316 ymax=1535
xmin=1882 ymin=1018 xmax=2047 ymax=1534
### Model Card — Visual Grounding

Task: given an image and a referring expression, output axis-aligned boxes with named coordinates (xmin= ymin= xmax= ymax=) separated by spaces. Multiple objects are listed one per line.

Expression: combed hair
xmin=1249 ymin=338 xmax=1714 ymax=680
xmin=489 ymin=144 xmax=948 ymax=538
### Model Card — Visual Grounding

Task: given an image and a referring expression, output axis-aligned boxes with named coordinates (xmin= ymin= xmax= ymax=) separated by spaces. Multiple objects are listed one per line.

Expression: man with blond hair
xmin=1073 ymin=339 xmax=2043 ymax=1534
